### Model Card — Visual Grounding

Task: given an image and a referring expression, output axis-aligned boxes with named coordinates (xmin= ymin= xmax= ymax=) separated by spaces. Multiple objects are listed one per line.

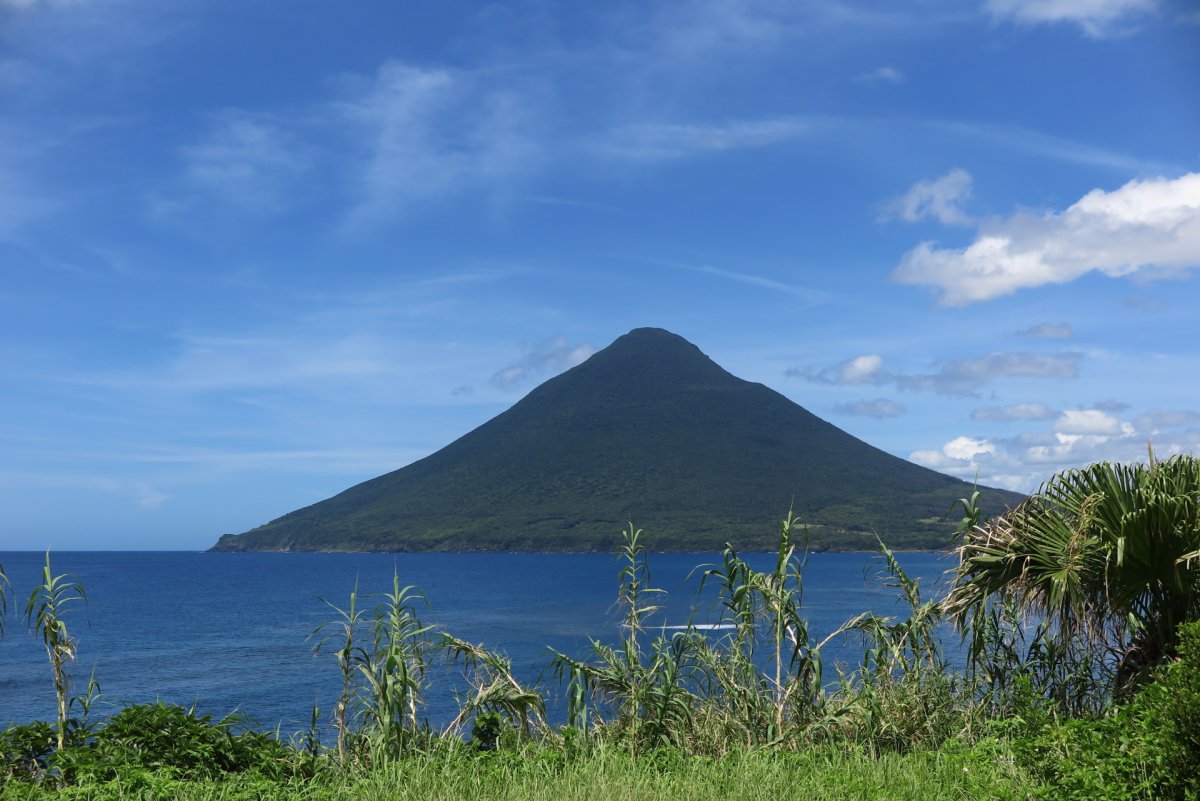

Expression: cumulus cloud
xmin=1054 ymin=409 xmax=1134 ymax=436
xmin=856 ymin=65 xmax=904 ymax=84
xmin=972 ymin=402 xmax=1058 ymax=421
xmin=986 ymin=0 xmax=1158 ymax=38
xmin=833 ymin=398 xmax=905 ymax=418
xmin=883 ymin=169 xmax=973 ymax=226
xmin=893 ymin=173 xmax=1200 ymax=306
xmin=910 ymin=436 xmax=996 ymax=473
xmin=944 ymin=436 xmax=997 ymax=460
xmin=1016 ymin=322 xmax=1072 ymax=339
xmin=791 ymin=353 xmax=889 ymax=385
xmin=908 ymin=403 xmax=1200 ymax=494
xmin=489 ymin=337 xmax=596 ymax=392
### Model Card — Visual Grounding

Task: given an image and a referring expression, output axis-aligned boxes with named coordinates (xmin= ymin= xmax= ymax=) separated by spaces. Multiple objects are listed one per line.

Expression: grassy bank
xmin=1 ymin=740 xmax=1032 ymax=801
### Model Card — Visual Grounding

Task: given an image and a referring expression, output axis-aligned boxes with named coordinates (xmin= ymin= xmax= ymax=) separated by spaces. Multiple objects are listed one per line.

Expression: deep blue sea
xmin=0 ymin=550 xmax=960 ymax=736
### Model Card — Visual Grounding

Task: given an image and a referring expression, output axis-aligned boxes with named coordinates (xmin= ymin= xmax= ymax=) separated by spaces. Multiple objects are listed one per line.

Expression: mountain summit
xmin=211 ymin=328 xmax=1021 ymax=552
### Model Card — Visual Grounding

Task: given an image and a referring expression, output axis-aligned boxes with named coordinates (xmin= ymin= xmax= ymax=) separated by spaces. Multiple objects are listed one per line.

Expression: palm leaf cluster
xmin=945 ymin=454 xmax=1200 ymax=699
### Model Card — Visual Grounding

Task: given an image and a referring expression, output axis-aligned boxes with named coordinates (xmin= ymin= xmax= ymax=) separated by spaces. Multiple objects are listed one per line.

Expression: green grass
xmin=0 ymin=742 xmax=1033 ymax=801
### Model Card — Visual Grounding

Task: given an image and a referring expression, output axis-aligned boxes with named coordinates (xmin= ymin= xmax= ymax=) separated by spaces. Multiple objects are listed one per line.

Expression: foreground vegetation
xmin=3 ymin=455 xmax=1200 ymax=799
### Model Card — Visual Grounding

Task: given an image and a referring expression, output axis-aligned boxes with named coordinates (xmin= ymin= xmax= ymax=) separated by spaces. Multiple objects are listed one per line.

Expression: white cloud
xmin=883 ymin=169 xmax=973 ymax=226
xmin=793 ymin=353 xmax=888 ymax=385
xmin=833 ymin=398 xmax=906 ymax=418
xmin=1054 ymin=409 xmax=1134 ymax=436
xmin=972 ymin=402 xmax=1058 ymax=421
xmin=908 ymin=401 xmax=1200 ymax=494
xmin=943 ymin=436 xmax=997 ymax=460
xmin=909 ymin=436 xmax=996 ymax=472
xmin=490 ymin=337 xmax=596 ymax=392
xmin=1016 ymin=322 xmax=1073 ymax=339
xmin=856 ymin=65 xmax=904 ymax=84
xmin=893 ymin=173 xmax=1200 ymax=306
xmin=839 ymin=354 xmax=885 ymax=382
xmin=986 ymin=0 xmax=1158 ymax=38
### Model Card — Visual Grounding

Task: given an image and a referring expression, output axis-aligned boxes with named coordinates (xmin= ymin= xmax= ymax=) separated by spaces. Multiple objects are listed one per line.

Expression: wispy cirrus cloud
xmin=1137 ymin=409 xmax=1200 ymax=431
xmin=675 ymin=261 xmax=828 ymax=303
xmin=926 ymin=120 xmax=1174 ymax=174
xmin=897 ymin=352 xmax=1082 ymax=395
xmin=855 ymin=65 xmax=904 ymax=84
xmin=177 ymin=110 xmax=311 ymax=215
xmin=338 ymin=60 xmax=547 ymax=228
xmin=490 ymin=336 xmax=596 ymax=392
xmin=833 ymin=398 xmax=905 ymax=418
xmin=794 ymin=351 xmax=1082 ymax=396
xmin=985 ymin=0 xmax=1159 ymax=38
xmin=1015 ymin=322 xmax=1073 ymax=339
xmin=635 ymin=0 xmax=963 ymax=65
xmin=971 ymin=402 xmax=1058 ymax=421
xmin=893 ymin=172 xmax=1200 ymax=306
xmin=587 ymin=118 xmax=813 ymax=162
xmin=0 ymin=123 xmax=62 ymax=235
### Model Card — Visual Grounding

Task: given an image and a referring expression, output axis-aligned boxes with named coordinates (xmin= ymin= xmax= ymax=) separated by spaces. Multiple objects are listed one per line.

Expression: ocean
xmin=0 ymin=550 xmax=960 ymax=735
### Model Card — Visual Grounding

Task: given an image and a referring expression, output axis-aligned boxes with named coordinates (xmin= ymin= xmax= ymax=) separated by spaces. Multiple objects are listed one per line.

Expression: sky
xmin=1 ymin=0 xmax=1198 ymax=550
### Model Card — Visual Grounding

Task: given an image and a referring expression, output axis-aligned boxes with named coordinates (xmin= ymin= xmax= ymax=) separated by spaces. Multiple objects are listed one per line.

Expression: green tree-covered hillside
xmin=212 ymin=328 xmax=1023 ymax=552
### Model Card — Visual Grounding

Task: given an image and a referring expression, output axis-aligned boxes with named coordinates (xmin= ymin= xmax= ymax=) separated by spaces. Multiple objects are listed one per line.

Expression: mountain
xmin=211 ymin=328 xmax=1023 ymax=553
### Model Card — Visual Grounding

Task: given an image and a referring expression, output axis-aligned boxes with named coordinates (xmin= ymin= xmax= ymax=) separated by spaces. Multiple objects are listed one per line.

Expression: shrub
xmin=0 ymin=721 xmax=56 ymax=783
xmin=1016 ymin=620 xmax=1200 ymax=800
xmin=53 ymin=702 xmax=296 ymax=783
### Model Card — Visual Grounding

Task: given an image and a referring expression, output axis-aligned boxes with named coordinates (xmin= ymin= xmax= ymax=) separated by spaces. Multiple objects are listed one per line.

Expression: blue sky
xmin=2 ymin=0 xmax=1198 ymax=550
